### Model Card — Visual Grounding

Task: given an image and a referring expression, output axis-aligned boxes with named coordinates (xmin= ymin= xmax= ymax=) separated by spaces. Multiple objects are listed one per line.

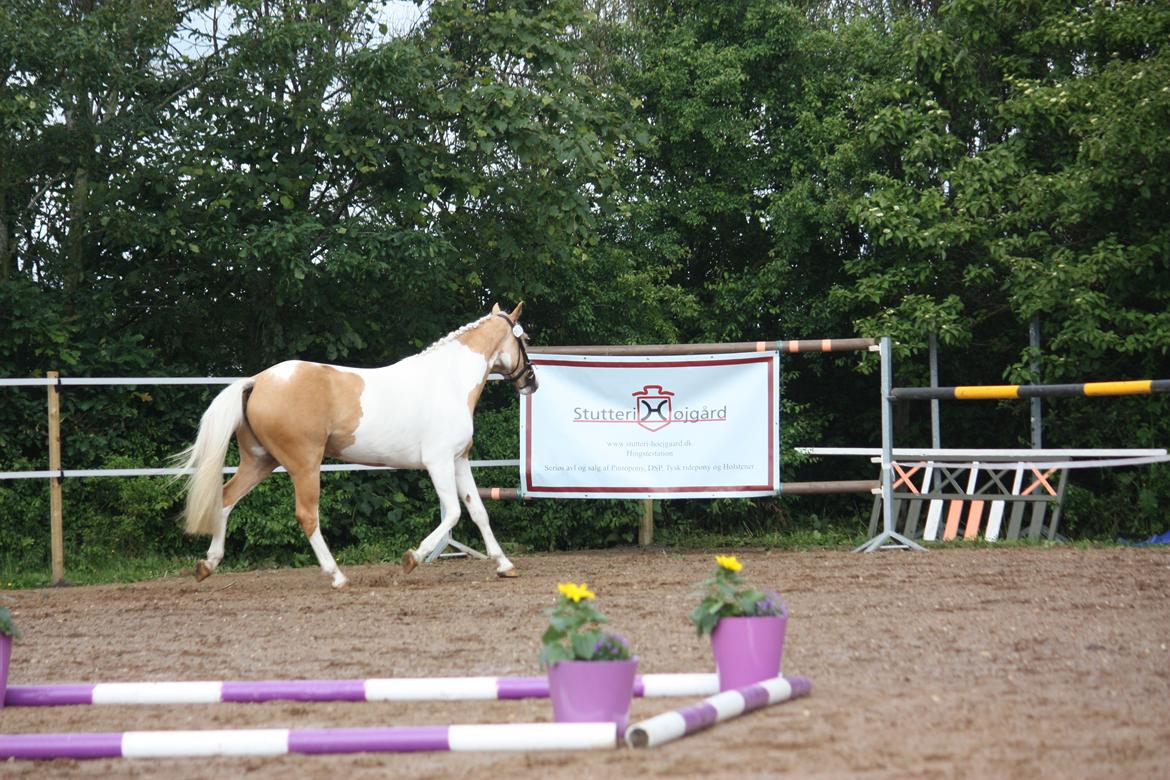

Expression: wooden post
xmin=47 ymin=371 xmax=64 ymax=585
xmin=639 ymin=499 xmax=654 ymax=546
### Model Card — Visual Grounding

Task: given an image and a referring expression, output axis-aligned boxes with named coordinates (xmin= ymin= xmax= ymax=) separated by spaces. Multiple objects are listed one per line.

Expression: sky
xmin=175 ymin=1 xmax=429 ymax=60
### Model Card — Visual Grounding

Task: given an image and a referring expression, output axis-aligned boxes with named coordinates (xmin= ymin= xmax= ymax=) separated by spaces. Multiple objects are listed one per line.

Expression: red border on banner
xmin=523 ymin=354 xmax=777 ymax=495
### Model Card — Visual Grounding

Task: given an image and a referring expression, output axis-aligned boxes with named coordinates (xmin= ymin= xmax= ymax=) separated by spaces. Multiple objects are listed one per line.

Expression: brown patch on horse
xmin=402 ymin=550 xmax=419 ymax=574
xmin=321 ymin=367 xmax=365 ymax=458
xmin=456 ymin=316 xmax=507 ymax=357
xmin=465 ymin=382 xmax=488 ymax=418
xmin=244 ymin=363 xmax=366 ymax=539
xmin=458 ymin=317 xmax=510 ymax=414
xmin=246 ymin=363 xmax=366 ymax=465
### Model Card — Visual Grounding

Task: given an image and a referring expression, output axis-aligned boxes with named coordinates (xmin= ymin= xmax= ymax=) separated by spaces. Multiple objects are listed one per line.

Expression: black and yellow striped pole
xmin=891 ymin=379 xmax=1170 ymax=402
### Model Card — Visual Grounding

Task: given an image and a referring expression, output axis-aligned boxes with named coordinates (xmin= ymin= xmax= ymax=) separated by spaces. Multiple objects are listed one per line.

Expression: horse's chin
xmin=517 ymin=383 xmax=538 ymax=396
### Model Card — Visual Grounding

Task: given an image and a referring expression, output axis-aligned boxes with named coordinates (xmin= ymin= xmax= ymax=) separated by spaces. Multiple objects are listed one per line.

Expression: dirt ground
xmin=2 ymin=546 xmax=1169 ymax=779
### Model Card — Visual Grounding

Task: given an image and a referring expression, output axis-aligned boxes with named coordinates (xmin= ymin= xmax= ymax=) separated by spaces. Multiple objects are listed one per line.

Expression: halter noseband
xmin=495 ymin=312 xmax=536 ymax=387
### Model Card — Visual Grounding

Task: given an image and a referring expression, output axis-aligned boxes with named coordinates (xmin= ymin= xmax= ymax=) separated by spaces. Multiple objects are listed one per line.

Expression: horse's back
xmin=342 ymin=356 xmax=476 ymax=468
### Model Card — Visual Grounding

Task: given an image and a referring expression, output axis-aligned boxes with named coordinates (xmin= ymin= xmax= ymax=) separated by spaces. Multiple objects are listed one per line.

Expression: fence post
xmin=47 ymin=371 xmax=64 ymax=584
xmin=639 ymin=499 xmax=654 ymax=546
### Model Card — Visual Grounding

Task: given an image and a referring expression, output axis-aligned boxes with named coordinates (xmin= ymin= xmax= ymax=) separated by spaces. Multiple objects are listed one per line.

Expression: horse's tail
xmin=175 ymin=378 xmax=254 ymax=536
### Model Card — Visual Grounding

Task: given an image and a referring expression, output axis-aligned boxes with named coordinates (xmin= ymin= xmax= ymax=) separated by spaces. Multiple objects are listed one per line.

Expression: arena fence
xmin=0 ymin=338 xmax=878 ymax=584
xmin=7 ymin=335 xmax=1165 ymax=580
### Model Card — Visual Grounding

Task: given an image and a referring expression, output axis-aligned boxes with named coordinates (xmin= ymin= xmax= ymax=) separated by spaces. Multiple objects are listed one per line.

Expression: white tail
xmin=176 ymin=378 xmax=254 ymax=536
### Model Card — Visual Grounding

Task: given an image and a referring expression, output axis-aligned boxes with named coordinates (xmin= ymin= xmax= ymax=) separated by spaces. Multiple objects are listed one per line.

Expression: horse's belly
xmin=337 ymin=394 xmax=473 ymax=469
xmin=337 ymin=428 xmax=425 ymax=469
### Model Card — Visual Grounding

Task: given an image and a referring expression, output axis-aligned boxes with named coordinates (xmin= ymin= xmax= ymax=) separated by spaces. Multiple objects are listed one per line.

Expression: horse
xmin=177 ymin=302 xmax=537 ymax=589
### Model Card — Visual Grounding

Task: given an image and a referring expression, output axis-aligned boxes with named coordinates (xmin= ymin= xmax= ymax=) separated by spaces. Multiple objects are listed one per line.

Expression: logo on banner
xmin=632 ymin=385 xmax=674 ymax=432
xmin=571 ymin=382 xmax=729 ymax=431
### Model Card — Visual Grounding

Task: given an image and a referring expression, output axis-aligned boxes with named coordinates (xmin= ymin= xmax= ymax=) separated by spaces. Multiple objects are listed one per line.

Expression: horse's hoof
xmin=402 ymin=550 xmax=419 ymax=574
xmin=194 ymin=561 xmax=213 ymax=582
xmin=497 ymin=567 xmax=519 ymax=579
xmin=332 ymin=577 xmax=351 ymax=590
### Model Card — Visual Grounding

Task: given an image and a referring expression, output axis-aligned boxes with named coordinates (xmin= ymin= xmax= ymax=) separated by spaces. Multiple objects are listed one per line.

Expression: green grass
xmin=2 ymin=532 xmax=1138 ymax=590
xmin=1 ymin=552 xmax=190 ymax=590
xmin=653 ymin=527 xmax=867 ymax=550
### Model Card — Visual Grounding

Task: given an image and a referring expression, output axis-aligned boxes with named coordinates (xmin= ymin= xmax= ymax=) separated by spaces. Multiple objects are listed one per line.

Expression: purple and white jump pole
xmin=0 ymin=723 xmax=619 ymax=761
xmin=5 ymin=673 xmax=718 ymax=708
xmin=0 ymin=675 xmax=814 ymax=760
xmin=625 ymin=675 xmax=812 ymax=748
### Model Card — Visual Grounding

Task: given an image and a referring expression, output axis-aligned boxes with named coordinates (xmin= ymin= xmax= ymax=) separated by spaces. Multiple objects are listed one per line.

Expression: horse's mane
xmin=419 ymin=313 xmax=495 ymax=356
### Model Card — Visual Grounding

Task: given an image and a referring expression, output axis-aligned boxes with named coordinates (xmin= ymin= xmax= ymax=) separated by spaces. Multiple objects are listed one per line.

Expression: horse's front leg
xmin=402 ymin=460 xmax=463 ymax=574
xmin=454 ymin=457 xmax=516 ymax=577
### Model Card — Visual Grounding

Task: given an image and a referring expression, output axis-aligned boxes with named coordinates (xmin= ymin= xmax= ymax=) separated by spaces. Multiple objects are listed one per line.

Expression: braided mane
xmin=419 ymin=313 xmax=495 ymax=356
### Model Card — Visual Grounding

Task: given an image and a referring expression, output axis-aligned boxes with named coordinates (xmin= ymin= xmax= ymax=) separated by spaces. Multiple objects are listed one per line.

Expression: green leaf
xmin=572 ymin=630 xmax=603 ymax=660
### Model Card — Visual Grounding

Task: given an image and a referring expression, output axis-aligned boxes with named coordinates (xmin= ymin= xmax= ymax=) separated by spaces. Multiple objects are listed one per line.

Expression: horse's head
xmin=491 ymin=302 xmax=538 ymax=395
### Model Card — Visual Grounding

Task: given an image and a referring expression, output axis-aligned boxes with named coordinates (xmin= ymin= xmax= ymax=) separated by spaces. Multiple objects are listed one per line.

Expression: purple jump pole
xmin=221 ymin=679 xmax=367 ymax=703
xmin=4 ymin=684 xmax=96 ymax=707
xmin=5 ymin=673 xmax=719 ymax=708
xmin=625 ymin=675 xmax=812 ymax=748
xmin=0 ymin=723 xmax=618 ymax=761
xmin=0 ymin=732 xmax=124 ymax=761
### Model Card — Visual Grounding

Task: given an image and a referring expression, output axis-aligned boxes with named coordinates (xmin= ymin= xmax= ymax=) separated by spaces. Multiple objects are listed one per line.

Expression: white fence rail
xmin=0 ymin=373 xmax=518 ymax=584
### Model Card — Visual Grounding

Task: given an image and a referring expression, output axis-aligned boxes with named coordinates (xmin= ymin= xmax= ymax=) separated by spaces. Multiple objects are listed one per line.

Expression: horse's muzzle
xmin=514 ymin=366 xmax=538 ymax=395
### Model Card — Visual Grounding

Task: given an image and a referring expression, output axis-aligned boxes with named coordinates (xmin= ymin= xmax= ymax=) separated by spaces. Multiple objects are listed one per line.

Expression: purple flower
xmin=753 ymin=590 xmax=783 ymax=617
xmin=592 ymin=632 xmax=631 ymax=661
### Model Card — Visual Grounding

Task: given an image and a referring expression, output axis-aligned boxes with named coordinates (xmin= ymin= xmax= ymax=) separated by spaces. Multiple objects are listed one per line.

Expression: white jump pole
xmin=0 ymin=723 xmax=619 ymax=761
xmin=625 ymin=675 xmax=812 ymax=748
xmin=5 ymin=673 xmax=719 ymax=708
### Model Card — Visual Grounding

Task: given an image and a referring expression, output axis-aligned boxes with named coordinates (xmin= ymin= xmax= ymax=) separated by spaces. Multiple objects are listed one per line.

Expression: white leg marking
xmin=455 ymin=459 xmax=514 ymax=573
xmin=203 ymin=502 xmax=234 ymax=572
xmin=309 ymin=527 xmax=348 ymax=588
xmin=415 ymin=460 xmax=463 ymax=560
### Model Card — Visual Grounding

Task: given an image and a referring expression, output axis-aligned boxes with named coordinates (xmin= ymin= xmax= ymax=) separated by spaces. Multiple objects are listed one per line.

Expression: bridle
xmin=495 ymin=312 xmax=537 ymax=391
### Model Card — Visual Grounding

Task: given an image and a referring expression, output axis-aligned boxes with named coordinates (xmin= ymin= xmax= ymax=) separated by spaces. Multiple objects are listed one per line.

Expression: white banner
xmin=520 ymin=353 xmax=780 ymax=499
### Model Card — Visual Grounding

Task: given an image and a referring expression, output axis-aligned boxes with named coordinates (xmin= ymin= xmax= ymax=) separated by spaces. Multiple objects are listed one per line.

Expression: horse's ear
xmin=509 ymin=301 xmax=524 ymax=321
xmin=491 ymin=303 xmax=502 ymax=315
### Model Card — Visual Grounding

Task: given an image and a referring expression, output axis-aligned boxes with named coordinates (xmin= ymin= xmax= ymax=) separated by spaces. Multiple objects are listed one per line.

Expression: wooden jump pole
xmin=530 ymin=337 xmax=875 ymax=357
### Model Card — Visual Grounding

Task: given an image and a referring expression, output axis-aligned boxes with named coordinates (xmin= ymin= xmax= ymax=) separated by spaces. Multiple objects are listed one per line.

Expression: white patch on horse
xmin=340 ymin=342 xmax=486 ymax=469
xmin=270 ymin=360 xmax=300 ymax=382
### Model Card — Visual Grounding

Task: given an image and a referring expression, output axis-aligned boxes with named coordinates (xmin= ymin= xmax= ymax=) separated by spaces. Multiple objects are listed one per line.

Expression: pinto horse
xmin=177 ymin=303 xmax=537 ymax=589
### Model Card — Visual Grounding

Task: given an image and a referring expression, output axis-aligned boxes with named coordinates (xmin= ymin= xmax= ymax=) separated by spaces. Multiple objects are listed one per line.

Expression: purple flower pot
xmin=547 ymin=658 xmax=638 ymax=733
xmin=0 ymin=634 xmax=11 ymax=708
xmin=710 ymin=608 xmax=787 ymax=692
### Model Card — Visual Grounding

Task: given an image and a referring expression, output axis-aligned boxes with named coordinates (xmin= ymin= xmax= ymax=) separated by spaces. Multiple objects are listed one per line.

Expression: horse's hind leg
xmin=197 ymin=437 xmax=276 ymax=582
xmin=455 ymin=457 xmax=516 ymax=577
xmin=289 ymin=466 xmax=349 ymax=589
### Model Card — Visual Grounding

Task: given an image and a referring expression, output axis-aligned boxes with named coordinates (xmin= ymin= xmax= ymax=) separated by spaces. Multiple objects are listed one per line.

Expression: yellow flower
xmin=557 ymin=582 xmax=596 ymax=603
xmin=715 ymin=555 xmax=743 ymax=572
